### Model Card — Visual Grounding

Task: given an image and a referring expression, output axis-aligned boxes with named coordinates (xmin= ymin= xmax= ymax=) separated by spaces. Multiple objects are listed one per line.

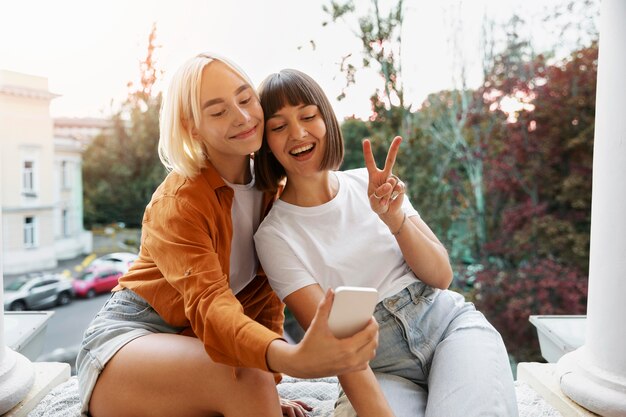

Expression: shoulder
xmin=338 ymin=168 xmax=367 ymax=181
xmin=337 ymin=168 xmax=368 ymax=189
xmin=256 ymin=202 xmax=295 ymax=244
xmin=255 ymin=219 xmax=283 ymax=256
xmin=151 ymin=169 xmax=210 ymax=199
xmin=145 ymin=171 xmax=217 ymax=222
xmin=257 ymin=205 xmax=284 ymax=235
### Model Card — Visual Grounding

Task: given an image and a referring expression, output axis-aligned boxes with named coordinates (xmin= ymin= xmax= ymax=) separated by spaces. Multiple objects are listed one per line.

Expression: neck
xmin=211 ymin=154 xmax=252 ymax=184
xmin=280 ymin=171 xmax=338 ymax=207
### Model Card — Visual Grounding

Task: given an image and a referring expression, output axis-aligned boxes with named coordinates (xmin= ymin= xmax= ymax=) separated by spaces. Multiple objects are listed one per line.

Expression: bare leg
xmin=89 ymin=333 xmax=283 ymax=417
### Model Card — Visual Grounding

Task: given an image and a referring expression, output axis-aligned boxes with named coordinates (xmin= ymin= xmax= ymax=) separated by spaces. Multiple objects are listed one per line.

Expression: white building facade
xmin=53 ymin=135 xmax=93 ymax=261
xmin=0 ymin=70 xmax=92 ymax=275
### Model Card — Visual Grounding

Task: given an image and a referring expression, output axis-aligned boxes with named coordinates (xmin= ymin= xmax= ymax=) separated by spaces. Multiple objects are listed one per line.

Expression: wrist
xmin=267 ymin=339 xmax=294 ymax=374
xmin=381 ymin=211 xmax=406 ymax=235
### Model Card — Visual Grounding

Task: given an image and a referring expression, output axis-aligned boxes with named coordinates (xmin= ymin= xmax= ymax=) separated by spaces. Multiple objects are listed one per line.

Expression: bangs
xmin=259 ymin=72 xmax=319 ymax=119
xmin=255 ymin=69 xmax=344 ymax=193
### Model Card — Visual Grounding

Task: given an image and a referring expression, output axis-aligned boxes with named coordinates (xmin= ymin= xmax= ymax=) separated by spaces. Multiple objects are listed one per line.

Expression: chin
xmin=244 ymin=136 xmax=263 ymax=154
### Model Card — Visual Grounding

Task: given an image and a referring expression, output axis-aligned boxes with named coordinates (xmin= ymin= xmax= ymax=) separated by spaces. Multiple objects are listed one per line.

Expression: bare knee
xmin=219 ymin=368 xmax=281 ymax=416
xmin=234 ymin=367 xmax=276 ymax=393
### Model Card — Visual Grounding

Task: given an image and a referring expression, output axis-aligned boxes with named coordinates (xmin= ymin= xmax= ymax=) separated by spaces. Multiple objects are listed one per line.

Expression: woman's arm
xmin=265 ymin=287 xmax=379 ymax=379
xmin=363 ymin=137 xmax=453 ymax=289
xmin=272 ymin=285 xmax=394 ymax=417
xmin=383 ymin=212 xmax=453 ymax=289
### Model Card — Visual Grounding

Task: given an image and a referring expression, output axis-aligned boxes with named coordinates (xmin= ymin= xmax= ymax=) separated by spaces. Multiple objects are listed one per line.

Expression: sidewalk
xmin=2 ymin=255 xmax=91 ymax=286
xmin=91 ymin=227 xmax=141 ymax=255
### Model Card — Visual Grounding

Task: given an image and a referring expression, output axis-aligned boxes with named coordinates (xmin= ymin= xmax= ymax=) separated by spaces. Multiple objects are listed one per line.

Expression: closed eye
xmin=270 ymin=124 xmax=286 ymax=132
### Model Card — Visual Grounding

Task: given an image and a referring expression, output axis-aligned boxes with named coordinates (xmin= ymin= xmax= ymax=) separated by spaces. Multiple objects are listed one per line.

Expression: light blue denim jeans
xmin=335 ymin=280 xmax=519 ymax=417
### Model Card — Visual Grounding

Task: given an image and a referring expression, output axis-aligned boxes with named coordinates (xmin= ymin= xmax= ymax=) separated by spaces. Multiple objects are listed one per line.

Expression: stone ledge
xmin=4 ymin=362 xmax=70 ymax=417
xmin=517 ymin=362 xmax=600 ymax=417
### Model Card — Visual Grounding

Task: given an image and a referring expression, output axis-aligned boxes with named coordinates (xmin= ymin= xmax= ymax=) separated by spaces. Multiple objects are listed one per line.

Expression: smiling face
xmin=265 ymin=103 xmax=328 ymax=179
xmin=194 ymin=61 xmax=264 ymax=167
xmin=254 ymin=69 xmax=344 ymax=193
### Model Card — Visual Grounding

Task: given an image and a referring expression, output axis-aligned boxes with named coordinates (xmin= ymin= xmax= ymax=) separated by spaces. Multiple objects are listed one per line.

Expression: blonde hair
xmin=158 ymin=53 xmax=256 ymax=178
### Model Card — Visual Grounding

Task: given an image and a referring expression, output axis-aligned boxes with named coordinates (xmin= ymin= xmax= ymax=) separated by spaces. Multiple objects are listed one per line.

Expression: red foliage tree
xmin=475 ymin=258 xmax=588 ymax=359
xmin=473 ymin=43 xmax=597 ymax=360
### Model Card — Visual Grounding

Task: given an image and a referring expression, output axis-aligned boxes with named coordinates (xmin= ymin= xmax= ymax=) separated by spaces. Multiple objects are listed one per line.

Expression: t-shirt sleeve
xmin=255 ymin=224 xmax=317 ymax=301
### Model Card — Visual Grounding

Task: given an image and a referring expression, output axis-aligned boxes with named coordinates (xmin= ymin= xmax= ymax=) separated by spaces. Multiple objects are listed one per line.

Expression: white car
xmin=90 ymin=252 xmax=138 ymax=273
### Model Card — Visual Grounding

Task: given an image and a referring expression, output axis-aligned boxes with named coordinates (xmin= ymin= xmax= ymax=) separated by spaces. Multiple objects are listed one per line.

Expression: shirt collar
xmin=200 ymin=159 xmax=229 ymax=192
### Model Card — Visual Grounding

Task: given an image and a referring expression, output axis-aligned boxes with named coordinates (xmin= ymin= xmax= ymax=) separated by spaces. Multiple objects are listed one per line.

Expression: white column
xmin=557 ymin=0 xmax=626 ymax=415
xmin=0 ymin=160 xmax=35 ymax=413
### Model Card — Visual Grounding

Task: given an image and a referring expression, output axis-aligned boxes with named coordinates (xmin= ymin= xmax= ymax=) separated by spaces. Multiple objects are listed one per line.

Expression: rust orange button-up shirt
xmin=115 ymin=160 xmax=284 ymax=372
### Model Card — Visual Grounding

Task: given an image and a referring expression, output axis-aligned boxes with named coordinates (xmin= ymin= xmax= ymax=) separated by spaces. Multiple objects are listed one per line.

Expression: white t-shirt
xmin=254 ymin=168 xmax=420 ymax=302
xmin=223 ymin=173 xmax=263 ymax=295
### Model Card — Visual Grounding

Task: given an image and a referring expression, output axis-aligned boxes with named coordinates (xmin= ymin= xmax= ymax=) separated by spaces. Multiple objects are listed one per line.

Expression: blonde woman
xmin=76 ymin=54 xmax=379 ymax=417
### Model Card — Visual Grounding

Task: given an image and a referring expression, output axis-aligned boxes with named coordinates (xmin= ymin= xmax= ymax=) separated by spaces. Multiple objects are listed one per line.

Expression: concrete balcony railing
xmin=1 ymin=311 xmax=70 ymax=417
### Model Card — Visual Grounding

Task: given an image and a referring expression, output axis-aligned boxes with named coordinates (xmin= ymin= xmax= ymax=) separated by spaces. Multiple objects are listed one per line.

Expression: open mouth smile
xmin=289 ymin=143 xmax=315 ymax=157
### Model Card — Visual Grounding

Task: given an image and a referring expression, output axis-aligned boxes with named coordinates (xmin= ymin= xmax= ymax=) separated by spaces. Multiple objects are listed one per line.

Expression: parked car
xmin=4 ymin=274 xmax=74 ymax=311
xmin=89 ymin=252 xmax=138 ymax=273
xmin=72 ymin=266 xmax=124 ymax=298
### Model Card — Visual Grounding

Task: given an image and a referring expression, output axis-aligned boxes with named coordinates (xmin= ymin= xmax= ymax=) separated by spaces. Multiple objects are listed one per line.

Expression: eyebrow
xmin=201 ymin=84 xmax=250 ymax=109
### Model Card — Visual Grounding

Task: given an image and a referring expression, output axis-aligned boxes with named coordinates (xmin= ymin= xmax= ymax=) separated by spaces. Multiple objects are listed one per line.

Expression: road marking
xmin=82 ymin=254 xmax=97 ymax=266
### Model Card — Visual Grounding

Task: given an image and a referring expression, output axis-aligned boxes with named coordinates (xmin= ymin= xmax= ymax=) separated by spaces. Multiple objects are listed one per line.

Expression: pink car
xmin=72 ymin=267 xmax=123 ymax=298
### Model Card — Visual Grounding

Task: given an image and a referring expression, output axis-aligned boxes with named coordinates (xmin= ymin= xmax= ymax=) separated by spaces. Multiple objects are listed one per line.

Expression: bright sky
xmin=0 ymin=0 xmax=576 ymax=120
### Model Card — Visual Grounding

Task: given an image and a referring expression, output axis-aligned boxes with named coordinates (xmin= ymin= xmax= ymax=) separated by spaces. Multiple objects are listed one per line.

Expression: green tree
xmin=324 ymin=0 xmax=409 ymax=137
xmin=83 ymin=24 xmax=166 ymax=228
xmin=324 ymin=1 xmax=501 ymax=263
xmin=324 ymin=1 xmax=449 ymax=228
xmin=322 ymin=1 xmax=598 ymax=363
xmin=340 ymin=117 xmax=371 ymax=170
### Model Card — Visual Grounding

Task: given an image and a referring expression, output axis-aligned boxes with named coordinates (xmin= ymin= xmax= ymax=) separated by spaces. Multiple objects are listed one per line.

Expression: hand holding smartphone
xmin=327 ymin=286 xmax=379 ymax=339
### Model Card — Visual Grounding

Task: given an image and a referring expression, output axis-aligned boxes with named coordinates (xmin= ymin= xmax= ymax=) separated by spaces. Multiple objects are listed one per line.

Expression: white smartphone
xmin=328 ymin=286 xmax=379 ymax=339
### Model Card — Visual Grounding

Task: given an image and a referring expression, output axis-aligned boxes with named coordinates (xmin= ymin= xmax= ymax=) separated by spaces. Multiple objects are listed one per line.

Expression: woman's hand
xmin=280 ymin=398 xmax=312 ymax=417
xmin=267 ymin=289 xmax=379 ymax=379
xmin=363 ymin=136 xmax=406 ymax=231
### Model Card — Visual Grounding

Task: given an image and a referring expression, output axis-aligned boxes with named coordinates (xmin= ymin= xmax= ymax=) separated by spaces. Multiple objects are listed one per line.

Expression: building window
xmin=24 ymin=216 xmax=36 ymax=248
xmin=61 ymin=160 xmax=71 ymax=189
xmin=62 ymin=209 xmax=71 ymax=237
xmin=23 ymin=160 xmax=36 ymax=195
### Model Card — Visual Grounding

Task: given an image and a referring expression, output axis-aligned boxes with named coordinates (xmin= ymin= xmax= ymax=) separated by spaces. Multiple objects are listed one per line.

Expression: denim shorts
xmin=76 ymin=289 xmax=184 ymax=416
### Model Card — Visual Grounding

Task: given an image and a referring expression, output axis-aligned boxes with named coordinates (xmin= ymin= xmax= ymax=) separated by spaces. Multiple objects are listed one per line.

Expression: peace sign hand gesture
xmin=362 ymin=136 xmax=406 ymax=226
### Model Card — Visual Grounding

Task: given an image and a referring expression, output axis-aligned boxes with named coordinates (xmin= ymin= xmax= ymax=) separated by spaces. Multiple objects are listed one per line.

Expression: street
xmin=37 ymin=293 xmax=109 ymax=365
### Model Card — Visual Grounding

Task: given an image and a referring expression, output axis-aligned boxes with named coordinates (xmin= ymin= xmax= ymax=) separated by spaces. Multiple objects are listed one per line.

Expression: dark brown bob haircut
xmin=255 ymin=69 xmax=344 ymax=193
